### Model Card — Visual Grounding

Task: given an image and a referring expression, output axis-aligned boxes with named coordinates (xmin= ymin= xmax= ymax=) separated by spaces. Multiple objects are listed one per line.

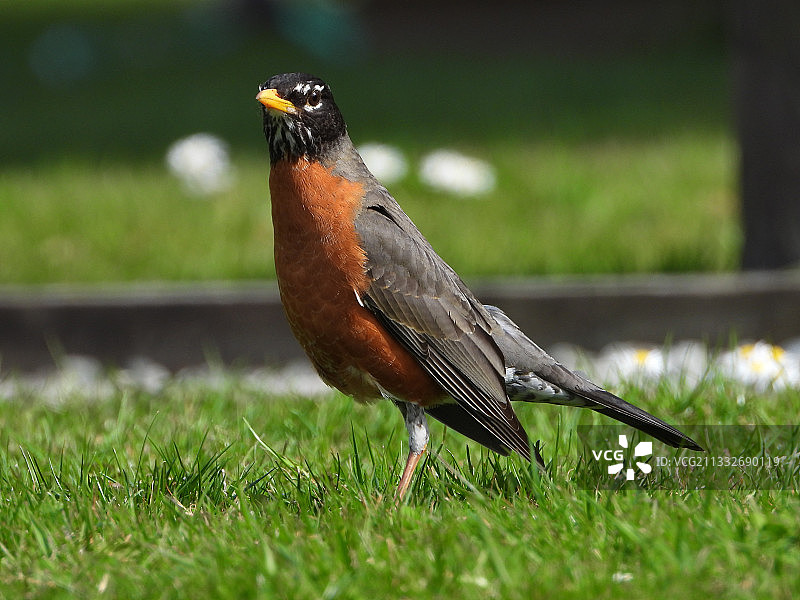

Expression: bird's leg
xmin=395 ymin=402 xmax=429 ymax=501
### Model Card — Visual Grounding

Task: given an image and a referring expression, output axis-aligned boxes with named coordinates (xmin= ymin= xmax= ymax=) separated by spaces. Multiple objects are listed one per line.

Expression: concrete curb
xmin=2 ymin=272 xmax=799 ymax=373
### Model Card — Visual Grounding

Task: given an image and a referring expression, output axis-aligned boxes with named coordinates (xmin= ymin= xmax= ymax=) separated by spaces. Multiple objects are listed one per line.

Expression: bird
xmin=256 ymin=72 xmax=702 ymax=500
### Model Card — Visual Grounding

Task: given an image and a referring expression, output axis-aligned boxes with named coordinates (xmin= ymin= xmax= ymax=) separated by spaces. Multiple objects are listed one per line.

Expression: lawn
xmin=4 ymin=4 xmax=786 ymax=599
xmin=0 ymin=374 xmax=798 ymax=599
xmin=1 ymin=3 xmax=738 ymax=284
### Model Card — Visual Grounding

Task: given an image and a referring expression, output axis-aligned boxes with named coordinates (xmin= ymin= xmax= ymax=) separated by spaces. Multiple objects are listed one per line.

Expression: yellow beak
xmin=256 ymin=89 xmax=297 ymax=115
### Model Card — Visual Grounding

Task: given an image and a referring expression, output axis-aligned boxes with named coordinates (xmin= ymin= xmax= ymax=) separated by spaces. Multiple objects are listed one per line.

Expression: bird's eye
xmin=307 ymin=90 xmax=321 ymax=107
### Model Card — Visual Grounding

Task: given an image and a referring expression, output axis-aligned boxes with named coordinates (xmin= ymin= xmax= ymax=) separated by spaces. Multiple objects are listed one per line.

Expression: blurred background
xmin=2 ymin=0 xmax=798 ymax=281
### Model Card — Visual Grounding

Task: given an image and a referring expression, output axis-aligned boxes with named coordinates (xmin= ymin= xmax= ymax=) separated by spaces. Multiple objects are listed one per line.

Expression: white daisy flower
xmin=419 ymin=149 xmax=496 ymax=196
xmin=716 ymin=341 xmax=800 ymax=391
xmin=662 ymin=340 xmax=709 ymax=386
xmin=357 ymin=142 xmax=408 ymax=184
xmin=594 ymin=344 xmax=666 ymax=386
xmin=166 ymin=133 xmax=234 ymax=196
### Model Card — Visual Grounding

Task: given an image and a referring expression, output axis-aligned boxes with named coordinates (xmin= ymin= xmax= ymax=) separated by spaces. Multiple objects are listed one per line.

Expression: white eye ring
xmin=307 ymin=90 xmax=321 ymax=107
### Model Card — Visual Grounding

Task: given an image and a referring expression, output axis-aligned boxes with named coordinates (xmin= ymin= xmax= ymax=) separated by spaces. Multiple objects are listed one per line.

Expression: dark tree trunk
xmin=733 ymin=0 xmax=800 ymax=269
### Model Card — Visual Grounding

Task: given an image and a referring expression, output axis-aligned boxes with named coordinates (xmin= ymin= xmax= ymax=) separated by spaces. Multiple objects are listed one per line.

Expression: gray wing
xmin=353 ymin=189 xmax=531 ymax=460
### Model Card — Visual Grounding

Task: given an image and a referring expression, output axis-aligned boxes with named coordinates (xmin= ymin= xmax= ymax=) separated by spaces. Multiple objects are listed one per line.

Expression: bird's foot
xmin=395 ymin=402 xmax=429 ymax=501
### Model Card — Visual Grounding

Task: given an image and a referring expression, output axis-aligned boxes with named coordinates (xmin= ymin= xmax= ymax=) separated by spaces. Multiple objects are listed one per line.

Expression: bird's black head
xmin=257 ymin=73 xmax=346 ymax=163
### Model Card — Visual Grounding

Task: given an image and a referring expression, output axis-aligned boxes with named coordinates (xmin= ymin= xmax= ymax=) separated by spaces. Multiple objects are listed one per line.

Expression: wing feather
xmin=354 ymin=190 xmax=531 ymax=459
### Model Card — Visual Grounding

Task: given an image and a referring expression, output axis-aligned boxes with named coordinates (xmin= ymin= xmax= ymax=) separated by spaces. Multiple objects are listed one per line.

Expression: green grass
xmin=1 ymin=5 xmax=785 ymax=597
xmin=1 ymin=4 xmax=738 ymax=283
xmin=1 ymin=376 xmax=798 ymax=598
xmin=0 ymin=134 xmax=737 ymax=283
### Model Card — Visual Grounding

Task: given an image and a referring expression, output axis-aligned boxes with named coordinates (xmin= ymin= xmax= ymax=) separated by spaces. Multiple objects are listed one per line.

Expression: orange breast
xmin=269 ymin=158 xmax=444 ymax=406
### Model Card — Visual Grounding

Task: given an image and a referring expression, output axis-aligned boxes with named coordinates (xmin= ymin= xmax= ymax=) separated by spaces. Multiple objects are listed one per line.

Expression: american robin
xmin=256 ymin=72 xmax=702 ymax=500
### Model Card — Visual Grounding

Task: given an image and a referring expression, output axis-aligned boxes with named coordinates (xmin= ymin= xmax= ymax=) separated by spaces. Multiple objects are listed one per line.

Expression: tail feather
xmin=572 ymin=386 xmax=702 ymax=450
xmin=485 ymin=305 xmax=703 ymax=452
